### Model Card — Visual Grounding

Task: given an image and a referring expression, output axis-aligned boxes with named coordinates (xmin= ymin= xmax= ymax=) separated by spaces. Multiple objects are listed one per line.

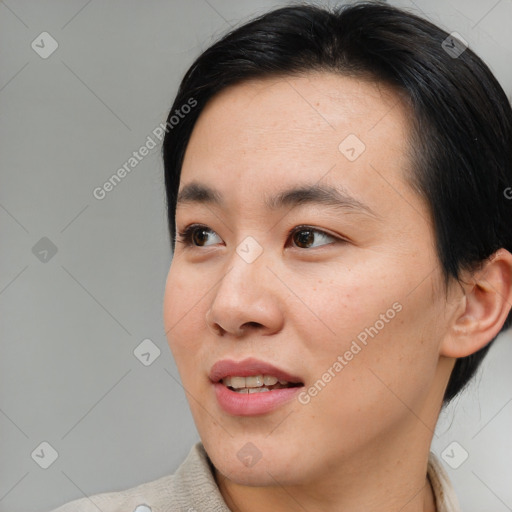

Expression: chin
xmin=203 ymin=435 xmax=305 ymax=487
xmin=213 ymin=453 xmax=297 ymax=487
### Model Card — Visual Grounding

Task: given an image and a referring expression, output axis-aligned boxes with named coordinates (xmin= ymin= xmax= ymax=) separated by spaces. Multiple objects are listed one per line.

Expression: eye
xmin=288 ymin=225 xmax=339 ymax=249
xmin=176 ymin=224 xmax=343 ymax=250
xmin=175 ymin=224 xmax=221 ymax=248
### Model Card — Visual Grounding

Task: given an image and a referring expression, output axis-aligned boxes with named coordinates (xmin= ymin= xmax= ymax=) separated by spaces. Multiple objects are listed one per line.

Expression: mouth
xmin=209 ymin=357 xmax=304 ymax=415
xmin=221 ymin=374 xmax=303 ymax=394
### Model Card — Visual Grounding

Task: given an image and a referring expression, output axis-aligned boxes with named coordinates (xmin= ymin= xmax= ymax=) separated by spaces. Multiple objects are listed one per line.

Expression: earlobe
xmin=440 ymin=248 xmax=512 ymax=358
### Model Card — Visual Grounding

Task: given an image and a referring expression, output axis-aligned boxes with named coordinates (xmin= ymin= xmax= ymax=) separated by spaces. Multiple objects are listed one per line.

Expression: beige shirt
xmin=49 ymin=442 xmax=461 ymax=512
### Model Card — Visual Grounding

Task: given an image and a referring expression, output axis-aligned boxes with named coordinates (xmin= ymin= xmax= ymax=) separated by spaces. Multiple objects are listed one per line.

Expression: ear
xmin=441 ymin=248 xmax=512 ymax=358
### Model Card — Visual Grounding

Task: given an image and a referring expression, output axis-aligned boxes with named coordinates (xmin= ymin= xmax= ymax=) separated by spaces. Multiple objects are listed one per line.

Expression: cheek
xmin=299 ymin=263 xmax=442 ymax=403
xmin=297 ymin=266 xmax=400 ymax=350
xmin=163 ymin=262 xmax=208 ymax=360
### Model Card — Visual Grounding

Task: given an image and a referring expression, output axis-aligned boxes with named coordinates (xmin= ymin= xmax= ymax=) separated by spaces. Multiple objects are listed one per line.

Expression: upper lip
xmin=209 ymin=357 xmax=303 ymax=384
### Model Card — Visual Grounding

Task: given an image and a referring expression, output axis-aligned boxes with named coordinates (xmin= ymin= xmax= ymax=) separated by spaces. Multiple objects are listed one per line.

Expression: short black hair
xmin=162 ymin=1 xmax=512 ymax=403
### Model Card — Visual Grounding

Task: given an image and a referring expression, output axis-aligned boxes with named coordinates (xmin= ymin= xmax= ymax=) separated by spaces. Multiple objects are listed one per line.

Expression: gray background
xmin=1 ymin=1 xmax=511 ymax=511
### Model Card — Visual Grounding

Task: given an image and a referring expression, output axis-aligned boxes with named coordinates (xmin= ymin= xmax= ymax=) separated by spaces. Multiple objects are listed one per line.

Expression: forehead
xmin=179 ymin=72 xmax=414 ymax=218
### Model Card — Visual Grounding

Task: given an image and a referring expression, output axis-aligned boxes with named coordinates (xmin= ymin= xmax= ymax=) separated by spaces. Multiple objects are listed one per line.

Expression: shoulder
xmin=47 ymin=442 xmax=220 ymax=512
xmin=48 ymin=471 xmax=176 ymax=512
xmin=427 ymin=451 xmax=462 ymax=512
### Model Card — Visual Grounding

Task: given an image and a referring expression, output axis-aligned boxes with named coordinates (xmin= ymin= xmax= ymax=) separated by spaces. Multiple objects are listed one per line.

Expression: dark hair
xmin=162 ymin=1 xmax=512 ymax=403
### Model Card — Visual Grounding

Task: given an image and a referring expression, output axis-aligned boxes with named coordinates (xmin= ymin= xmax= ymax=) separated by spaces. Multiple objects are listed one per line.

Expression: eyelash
xmin=175 ymin=224 xmax=344 ymax=250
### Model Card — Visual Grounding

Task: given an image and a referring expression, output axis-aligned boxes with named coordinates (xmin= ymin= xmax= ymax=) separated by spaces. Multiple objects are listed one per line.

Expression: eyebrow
xmin=176 ymin=181 xmax=380 ymax=218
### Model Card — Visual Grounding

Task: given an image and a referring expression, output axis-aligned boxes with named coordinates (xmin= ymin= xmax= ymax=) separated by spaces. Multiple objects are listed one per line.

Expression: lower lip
xmin=213 ymin=382 xmax=303 ymax=416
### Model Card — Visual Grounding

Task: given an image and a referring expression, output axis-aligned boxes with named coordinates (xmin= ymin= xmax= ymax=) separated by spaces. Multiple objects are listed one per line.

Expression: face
xmin=163 ymin=72 xmax=457 ymax=488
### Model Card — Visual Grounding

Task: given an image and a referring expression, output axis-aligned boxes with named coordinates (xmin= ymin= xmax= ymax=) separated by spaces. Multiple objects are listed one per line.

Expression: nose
xmin=205 ymin=251 xmax=285 ymax=338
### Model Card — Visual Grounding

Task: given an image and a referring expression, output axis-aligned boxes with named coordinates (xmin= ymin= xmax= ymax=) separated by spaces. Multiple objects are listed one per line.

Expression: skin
xmin=163 ymin=72 xmax=512 ymax=512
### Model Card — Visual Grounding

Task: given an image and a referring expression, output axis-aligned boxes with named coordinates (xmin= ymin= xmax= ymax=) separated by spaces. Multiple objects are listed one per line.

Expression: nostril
xmin=242 ymin=321 xmax=263 ymax=329
xmin=211 ymin=323 xmax=224 ymax=336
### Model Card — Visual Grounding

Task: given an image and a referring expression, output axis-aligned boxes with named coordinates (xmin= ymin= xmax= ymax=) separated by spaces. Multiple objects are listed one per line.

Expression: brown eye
xmin=176 ymin=225 xmax=221 ymax=247
xmin=290 ymin=227 xmax=338 ymax=249
xmin=191 ymin=227 xmax=211 ymax=246
xmin=293 ymin=229 xmax=315 ymax=248
xmin=176 ymin=224 xmax=340 ymax=250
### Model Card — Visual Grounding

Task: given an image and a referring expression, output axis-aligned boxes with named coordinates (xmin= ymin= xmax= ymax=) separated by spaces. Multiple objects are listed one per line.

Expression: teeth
xmin=222 ymin=374 xmax=287 ymax=389
xmin=227 ymin=376 xmax=246 ymax=388
xmin=263 ymin=375 xmax=278 ymax=386
xmin=248 ymin=387 xmax=271 ymax=393
xmin=230 ymin=387 xmax=273 ymax=394
xmin=245 ymin=375 xmax=263 ymax=388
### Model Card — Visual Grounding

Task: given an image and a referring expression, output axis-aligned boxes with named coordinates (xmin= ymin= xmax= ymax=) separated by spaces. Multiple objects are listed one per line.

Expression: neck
xmin=215 ymin=435 xmax=437 ymax=512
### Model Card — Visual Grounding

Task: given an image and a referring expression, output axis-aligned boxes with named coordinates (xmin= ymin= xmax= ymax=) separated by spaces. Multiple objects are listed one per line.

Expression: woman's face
xmin=163 ymin=72 xmax=458 ymax=487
